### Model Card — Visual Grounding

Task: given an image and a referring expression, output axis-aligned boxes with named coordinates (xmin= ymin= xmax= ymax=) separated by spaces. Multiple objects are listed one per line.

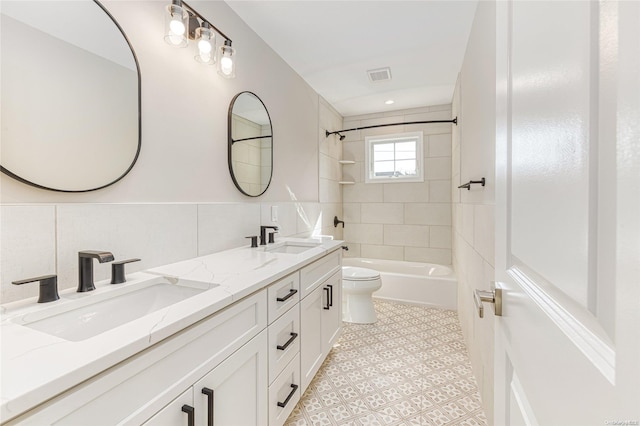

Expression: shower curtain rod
xmin=325 ymin=117 xmax=457 ymax=140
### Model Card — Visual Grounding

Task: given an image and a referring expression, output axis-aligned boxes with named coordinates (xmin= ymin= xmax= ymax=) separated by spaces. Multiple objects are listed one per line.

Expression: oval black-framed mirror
xmin=228 ymin=92 xmax=273 ymax=197
xmin=0 ymin=0 xmax=141 ymax=192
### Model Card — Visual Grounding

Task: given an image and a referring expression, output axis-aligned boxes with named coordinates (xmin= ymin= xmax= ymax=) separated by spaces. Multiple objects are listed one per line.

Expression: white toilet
xmin=342 ymin=266 xmax=382 ymax=324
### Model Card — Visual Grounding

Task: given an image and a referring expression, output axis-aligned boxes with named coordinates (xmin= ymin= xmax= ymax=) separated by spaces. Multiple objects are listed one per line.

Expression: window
xmin=365 ymin=132 xmax=423 ymax=183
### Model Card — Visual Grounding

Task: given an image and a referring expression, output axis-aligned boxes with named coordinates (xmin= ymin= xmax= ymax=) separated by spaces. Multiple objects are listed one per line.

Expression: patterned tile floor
xmin=285 ymin=300 xmax=487 ymax=426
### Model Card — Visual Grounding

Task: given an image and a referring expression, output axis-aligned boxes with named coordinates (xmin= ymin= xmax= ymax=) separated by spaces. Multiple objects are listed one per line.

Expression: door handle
xmin=474 ymin=282 xmax=503 ymax=318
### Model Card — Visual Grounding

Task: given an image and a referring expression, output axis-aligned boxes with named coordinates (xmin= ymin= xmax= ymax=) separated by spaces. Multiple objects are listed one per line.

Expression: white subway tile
xmin=56 ymin=204 xmax=198 ymax=290
xmin=474 ymin=204 xmax=495 ymax=266
xmin=342 ymin=243 xmax=360 ymax=258
xmin=425 ymin=157 xmax=452 ymax=180
xmin=1 ymin=205 xmax=56 ymax=303
xmin=319 ymin=178 xmax=342 ymax=203
xmin=199 ymin=203 xmax=261 ymax=254
xmin=361 ymin=244 xmax=404 ymax=261
xmin=361 ymin=203 xmax=404 ymax=224
xmin=342 ymin=203 xmax=361 ymax=223
xmin=344 ymin=223 xmax=383 ymax=245
xmin=343 ymin=183 xmax=383 ymax=203
xmin=404 ymin=247 xmax=452 ymax=265
xmin=383 ymin=224 xmax=429 ymax=247
xmin=319 ymin=153 xmax=340 ymax=181
xmin=383 ymin=182 xmax=429 ymax=203
xmin=429 ymin=180 xmax=452 ymax=202
xmin=428 ymin=134 xmax=452 ymax=157
xmin=260 ymin=202 xmax=297 ymax=237
xmin=405 ymin=203 xmax=451 ymax=226
xmin=430 ymin=226 xmax=452 ymax=249
xmin=461 ymin=203 xmax=475 ymax=244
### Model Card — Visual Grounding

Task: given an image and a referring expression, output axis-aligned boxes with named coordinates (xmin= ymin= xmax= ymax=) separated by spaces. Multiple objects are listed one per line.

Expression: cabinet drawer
xmin=8 ymin=291 xmax=267 ymax=426
xmin=268 ymin=354 xmax=301 ymax=426
xmin=267 ymin=272 xmax=300 ymax=324
xmin=268 ymin=304 xmax=300 ymax=384
xmin=299 ymin=250 xmax=341 ymax=298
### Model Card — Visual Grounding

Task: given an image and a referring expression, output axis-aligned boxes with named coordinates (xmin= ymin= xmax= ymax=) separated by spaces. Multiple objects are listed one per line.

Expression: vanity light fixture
xmin=164 ymin=0 xmax=235 ymax=76
xmin=164 ymin=0 xmax=188 ymax=47
xmin=195 ymin=22 xmax=215 ymax=65
xmin=385 ymin=100 xmax=395 ymax=105
xmin=217 ymin=40 xmax=236 ymax=78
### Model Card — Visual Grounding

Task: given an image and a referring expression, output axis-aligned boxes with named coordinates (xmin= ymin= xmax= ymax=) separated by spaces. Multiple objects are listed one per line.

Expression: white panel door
xmin=494 ymin=1 xmax=640 ymax=425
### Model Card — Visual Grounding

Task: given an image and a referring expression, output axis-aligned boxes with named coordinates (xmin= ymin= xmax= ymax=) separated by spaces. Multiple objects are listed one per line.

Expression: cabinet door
xmin=193 ymin=330 xmax=268 ymax=426
xmin=144 ymin=389 xmax=193 ymax=426
xmin=299 ymin=285 xmax=324 ymax=392
xmin=321 ymin=270 xmax=342 ymax=355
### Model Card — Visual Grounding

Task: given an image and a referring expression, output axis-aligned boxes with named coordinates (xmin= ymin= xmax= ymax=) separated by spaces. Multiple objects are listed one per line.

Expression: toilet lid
xmin=342 ymin=266 xmax=380 ymax=281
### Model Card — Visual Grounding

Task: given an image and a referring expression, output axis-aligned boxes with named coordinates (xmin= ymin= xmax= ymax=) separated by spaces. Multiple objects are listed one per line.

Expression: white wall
xmin=341 ymin=106 xmax=453 ymax=264
xmin=451 ymin=1 xmax=496 ymax=423
xmin=0 ymin=0 xmax=319 ymax=203
xmin=0 ymin=1 xmax=344 ymax=303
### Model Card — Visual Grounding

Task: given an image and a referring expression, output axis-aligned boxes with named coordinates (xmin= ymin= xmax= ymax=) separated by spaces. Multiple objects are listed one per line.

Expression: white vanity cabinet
xmin=2 ymin=245 xmax=343 ymax=426
xmin=145 ymin=331 xmax=268 ymax=426
xmin=299 ymin=252 xmax=342 ymax=393
xmin=6 ymin=292 xmax=268 ymax=426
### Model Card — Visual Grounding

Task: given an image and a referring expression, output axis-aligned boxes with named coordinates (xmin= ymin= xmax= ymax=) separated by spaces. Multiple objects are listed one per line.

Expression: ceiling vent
xmin=367 ymin=67 xmax=392 ymax=83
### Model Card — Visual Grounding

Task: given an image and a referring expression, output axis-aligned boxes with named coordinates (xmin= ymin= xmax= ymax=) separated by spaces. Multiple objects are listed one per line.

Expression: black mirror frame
xmin=0 ymin=0 xmax=141 ymax=193
xmin=227 ymin=91 xmax=273 ymax=197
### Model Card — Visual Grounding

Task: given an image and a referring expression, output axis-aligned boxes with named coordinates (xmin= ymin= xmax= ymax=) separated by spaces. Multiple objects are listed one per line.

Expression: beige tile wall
xmin=341 ymin=106 xmax=453 ymax=264
xmin=452 ymin=2 xmax=497 ymax=423
xmin=318 ymin=97 xmax=344 ymax=240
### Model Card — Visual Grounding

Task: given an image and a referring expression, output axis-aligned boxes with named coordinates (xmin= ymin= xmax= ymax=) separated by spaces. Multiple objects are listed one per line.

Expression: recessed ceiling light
xmin=385 ymin=100 xmax=395 ymax=105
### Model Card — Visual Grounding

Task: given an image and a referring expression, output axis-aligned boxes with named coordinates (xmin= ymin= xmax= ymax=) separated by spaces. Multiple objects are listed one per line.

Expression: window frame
xmin=364 ymin=131 xmax=424 ymax=183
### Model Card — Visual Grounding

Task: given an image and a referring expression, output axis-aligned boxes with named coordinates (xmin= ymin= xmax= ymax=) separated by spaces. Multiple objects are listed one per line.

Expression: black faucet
xmin=334 ymin=216 xmax=345 ymax=228
xmin=78 ymin=250 xmax=114 ymax=292
xmin=260 ymin=226 xmax=278 ymax=245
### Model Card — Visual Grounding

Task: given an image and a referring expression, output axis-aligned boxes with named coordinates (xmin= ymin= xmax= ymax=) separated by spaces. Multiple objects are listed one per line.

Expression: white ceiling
xmin=226 ymin=1 xmax=478 ymax=117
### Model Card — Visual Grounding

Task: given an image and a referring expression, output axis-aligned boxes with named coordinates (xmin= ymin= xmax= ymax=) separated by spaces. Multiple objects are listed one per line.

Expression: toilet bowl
xmin=342 ymin=266 xmax=382 ymax=324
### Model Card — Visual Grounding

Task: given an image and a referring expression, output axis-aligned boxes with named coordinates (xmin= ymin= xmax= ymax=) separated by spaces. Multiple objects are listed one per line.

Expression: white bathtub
xmin=342 ymin=258 xmax=457 ymax=310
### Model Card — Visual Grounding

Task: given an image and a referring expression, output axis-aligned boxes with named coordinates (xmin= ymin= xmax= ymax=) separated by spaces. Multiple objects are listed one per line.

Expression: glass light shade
xmin=164 ymin=3 xmax=188 ymax=47
xmin=195 ymin=25 xmax=215 ymax=65
xmin=217 ymin=41 xmax=236 ymax=78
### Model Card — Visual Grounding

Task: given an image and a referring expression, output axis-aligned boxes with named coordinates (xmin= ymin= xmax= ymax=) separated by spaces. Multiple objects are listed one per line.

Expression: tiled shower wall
xmin=451 ymin=2 xmax=497 ymax=423
xmin=341 ymin=106 xmax=453 ymax=264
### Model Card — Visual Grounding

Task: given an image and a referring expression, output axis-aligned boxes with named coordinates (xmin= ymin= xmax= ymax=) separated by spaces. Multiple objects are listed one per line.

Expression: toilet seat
xmin=342 ymin=266 xmax=380 ymax=281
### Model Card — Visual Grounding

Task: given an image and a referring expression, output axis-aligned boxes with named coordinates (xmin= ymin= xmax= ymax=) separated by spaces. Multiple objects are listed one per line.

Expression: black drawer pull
xmin=276 ymin=288 xmax=298 ymax=302
xmin=181 ymin=404 xmax=195 ymax=426
xmin=202 ymin=387 xmax=214 ymax=426
xmin=323 ymin=287 xmax=330 ymax=310
xmin=277 ymin=384 xmax=299 ymax=408
xmin=277 ymin=332 xmax=298 ymax=351
xmin=327 ymin=284 xmax=334 ymax=307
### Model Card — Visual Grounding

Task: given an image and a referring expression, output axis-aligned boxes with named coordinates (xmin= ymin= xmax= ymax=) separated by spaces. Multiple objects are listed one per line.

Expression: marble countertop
xmin=0 ymin=237 xmax=342 ymax=421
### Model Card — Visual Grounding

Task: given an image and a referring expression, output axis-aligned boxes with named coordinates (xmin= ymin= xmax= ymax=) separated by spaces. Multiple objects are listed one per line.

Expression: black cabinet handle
xmin=181 ymin=404 xmax=195 ymax=426
xmin=327 ymin=284 xmax=333 ymax=307
xmin=277 ymin=332 xmax=298 ymax=351
xmin=202 ymin=387 xmax=214 ymax=426
xmin=276 ymin=288 xmax=298 ymax=302
xmin=277 ymin=384 xmax=299 ymax=408
xmin=323 ymin=287 xmax=330 ymax=310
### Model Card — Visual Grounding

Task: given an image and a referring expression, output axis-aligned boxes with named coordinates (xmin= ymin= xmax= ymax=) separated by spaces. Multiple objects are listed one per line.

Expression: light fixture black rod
xmin=231 ymin=135 xmax=273 ymax=144
xmin=182 ymin=0 xmax=232 ymax=42
xmin=325 ymin=117 xmax=457 ymax=138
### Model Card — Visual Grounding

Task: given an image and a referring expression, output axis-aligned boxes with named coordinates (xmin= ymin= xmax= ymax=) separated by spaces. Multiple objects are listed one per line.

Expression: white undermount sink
xmin=264 ymin=240 xmax=321 ymax=254
xmin=15 ymin=278 xmax=216 ymax=342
